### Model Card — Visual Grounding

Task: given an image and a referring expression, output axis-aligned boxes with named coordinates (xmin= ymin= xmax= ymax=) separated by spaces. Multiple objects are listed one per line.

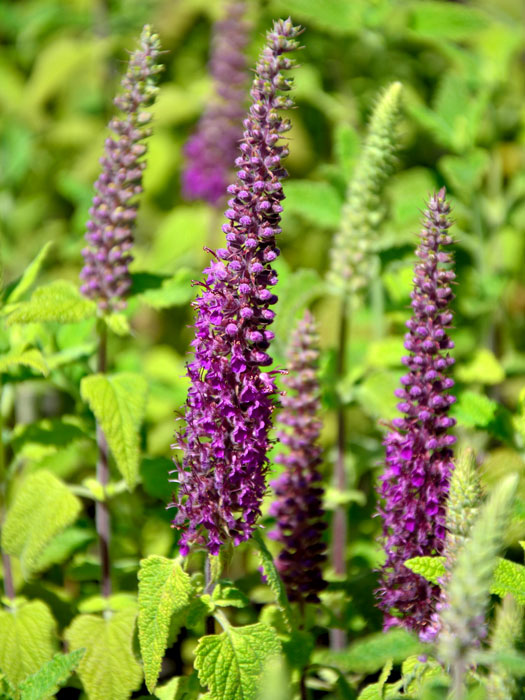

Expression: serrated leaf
xmin=315 ymin=629 xmax=424 ymax=674
xmin=404 ymin=556 xmax=446 ymax=585
xmin=4 ymin=242 xmax=53 ymax=304
xmin=104 ymin=313 xmax=131 ymax=336
xmin=18 ymin=649 xmax=84 ymax=700
xmin=138 ymin=556 xmax=193 ymax=693
xmin=451 ymin=391 xmax=498 ymax=429
xmin=81 ymin=372 xmax=148 ymax=489
xmin=0 ymin=599 xmax=57 ymax=687
xmin=65 ymin=608 xmax=142 ymax=700
xmin=0 ymin=349 xmax=49 ymax=377
xmin=212 ymin=582 xmax=250 ymax=609
xmin=5 ymin=281 xmax=97 ymax=325
xmin=252 ymin=530 xmax=293 ymax=632
xmin=283 ymin=180 xmax=343 ymax=228
xmin=195 ymin=623 xmax=281 ymax=700
xmin=491 ymin=559 xmax=525 ymax=605
xmin=2 ymin=470 xmax=81 ymax=577
xmin=139 ymin=268 xmax=194 ymax=309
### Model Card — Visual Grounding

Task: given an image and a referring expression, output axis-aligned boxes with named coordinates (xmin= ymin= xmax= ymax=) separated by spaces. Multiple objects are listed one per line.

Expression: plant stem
xmin=204 ymin=553 xmax=216 ymax=634
xmin=330 ymin=297 xmax=349 ymax=651
xmin=96 ymin=322 xmax=112 ymax=598
xmin=0 ymin=386 xmax=15 ymax=601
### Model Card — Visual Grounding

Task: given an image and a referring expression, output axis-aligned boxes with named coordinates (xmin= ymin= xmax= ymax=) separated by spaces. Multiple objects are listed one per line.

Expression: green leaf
xmin=404 ymin=556 xmax=446 ymax=585
xmin=451 ymin=391 xmax=498 ymax=429
xmin=104 ymin=313 xmax=131 ymax=336
xmin=455 ymin=349 xmax=505 ymax=385
xmin=154 ymin=673 xmax=200 ymax=700
xmin=270 ymin=0 xmax=367 ymax=36
xmin=438 ymin=149 xmax=490 ymax=199
xmin=491 ymin=559 xmax=525 ymax=605
xmin=0 ymin=349 xmax=49 ymax=377
xmin=32 ymin=527 xmax=93 ymax=574
xmin=354 ymin=370 xmax=403 ymax=420
xmin=273 ymin=268 xmax=326 ymax=353
xmin=81 ymin=372 xmax=148 ymax=489
xmin=18 ymin=649 xmax=84 ymax=700
xmin=282 ymin=180 xmax=343 ymax=228
xmin=4 ymin=242 xmax=53 ymax=304
xmin=252 ymin=530 xmax=293 ymax=632
xmin=407 ymin=2 xmax=489 ymax=40
xmin=2 ymin=470 xmax=81 ymax=577
xmin=315 ymin=629 xmax=424 ymax=674
xmin=138 ymin=556 xmax=194 ymax=693
xmin=139 ymin=268 xmax=195 ymax=309
xmin=9 ymin=417 xmax=86 ymax=453
xmin=65 ymin=607 xmax=142 ymax=700
xmin=212 ymin=581 xmax=250 ymax=609
xmin=5 ymin=281 xmax=97 ymax=325
xmin=195 ymin=623 xmax=282 ymax=700
xmin=0 ymin=599 xmax=57 ymax=687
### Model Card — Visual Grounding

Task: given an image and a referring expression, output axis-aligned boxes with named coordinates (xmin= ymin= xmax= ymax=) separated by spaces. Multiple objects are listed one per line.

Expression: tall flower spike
xmin=438 ymin=475 xmax=517 ymax=697
xmin=182 ymin=1 xmax=249 ymax=206
xmin=80 ymin=26 xmax=162 ymax=312
xmin=377 ymin=188 xmax=456 ymax=635
xmin=328 ymin=82 xmax=402 ymax=298
xmin=268 ymin=311 xmax=327 ymax=605
xmin=169 ymin=19 xmax=303 ymax=556
xmin=486 ymin=594 xmax=523 ymax=700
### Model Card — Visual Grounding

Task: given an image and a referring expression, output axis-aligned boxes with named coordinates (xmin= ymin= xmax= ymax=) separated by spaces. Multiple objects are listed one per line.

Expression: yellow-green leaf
xmin=19 ymin=649 xmax=84 ymax=700
xmin=138 ymin=556 xmax=193 ymax=693
xmin=81 ymin=372 xmax=148 ymax=489
xmin=65 ymin=607 xmax=142 ymax=700
xmin=6 ymin=281 xmax=96 ymax=325
xmin=0 ymin=599 xmax=57 ymax=687
xmin=195 ymin=623 xmax=281 ymax=700
xmin=0 ymin=349 xmax=49 ymax=377
xmin=5 ymin=242 xmax=54 ymax=304
xmin=2 ymin=470 xmax=81 ymax=577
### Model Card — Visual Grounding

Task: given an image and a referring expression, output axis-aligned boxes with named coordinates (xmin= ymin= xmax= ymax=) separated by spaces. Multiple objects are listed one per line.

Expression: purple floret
xmin=169 ymin=19 xmax=303 ymax=556
xmin=377 ymin=188 xmax=456 ymax=635
xmin=182 ymin=2 xmax=249 ymax=206
xmin=268 ymin=311 xmax=327 ymax=605
xmin=80 ymin=26 xmax=162 ymax=312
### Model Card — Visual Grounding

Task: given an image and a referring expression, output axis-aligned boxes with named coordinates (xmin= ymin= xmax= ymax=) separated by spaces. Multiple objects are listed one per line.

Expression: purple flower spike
xmin=269 ymin=311 xmax=327 ymax=605
xmin=377 ymin=188 xmax=456 ymax=635
xmin=80 ymin=26 xmax=162 ymax=312
xmin=182 ymin=2 xmax=249 ymax=206
xmin=169 ymin=19 xmax=303 ymax=556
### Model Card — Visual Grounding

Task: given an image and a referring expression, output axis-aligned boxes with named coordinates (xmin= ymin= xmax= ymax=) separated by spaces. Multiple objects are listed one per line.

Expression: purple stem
xmin=95 ymin=322 xmax=111 ymax=598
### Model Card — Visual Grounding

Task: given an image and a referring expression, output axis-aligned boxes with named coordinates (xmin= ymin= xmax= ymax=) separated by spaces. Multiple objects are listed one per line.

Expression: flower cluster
xmin=182 ymin=2 xmax=249 ymax=206
xmin=80 ymin=26 xmax=162 ymax=312
xmin=170 ymin=19 xmax=303 ymax=556
xmin=268 ymin=311 xmax=327 ymax=605
xmin=377 ymin=188 xmax=456 ymax=635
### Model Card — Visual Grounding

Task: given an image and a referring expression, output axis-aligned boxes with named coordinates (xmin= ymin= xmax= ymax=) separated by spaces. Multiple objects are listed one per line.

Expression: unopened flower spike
xmin=377 ymin=188 xmax=456 ymax=635
xmin=268 ymin=310 xmax=328 ymax=606
xmin=80 ymin=25 xmax=162 ymax=312
xmin=169 ymin=18 xmax=303 ymax=556
xmin=328 ymin=82 xmax=402 ymax=299
xmin=182 ymin=1 xmax=250 ymax=206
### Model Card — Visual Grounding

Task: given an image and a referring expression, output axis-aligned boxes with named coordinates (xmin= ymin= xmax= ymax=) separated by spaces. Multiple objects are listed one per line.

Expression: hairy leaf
xmin=0 ymin=599 xmax=57 ymax=687
xmin=2 ymin=470 xmax=81 ymax=576
xmin=252 ymin=530 xmax=293 ymax=632
xmin=81 ymin=372 xmax=148 ymax=489
xmin=65 ymin=607 xmax=142 ymax=700
xmin=138 ymin=556 xmax=193 ymax=693
xmin=0 ymin=349 xmax=49 ymax=377
xmin=195 ymin=623 xmax=281 ymax=700
xmin=491 ymin=559 xmax=525 ymax=605
xmin=18 ymin=649 xmax=84 ymax=700
xmin=404 ymin=556 xmax=446 ymax=585
xmin=5 ymin=281 xmax=96 ymax=325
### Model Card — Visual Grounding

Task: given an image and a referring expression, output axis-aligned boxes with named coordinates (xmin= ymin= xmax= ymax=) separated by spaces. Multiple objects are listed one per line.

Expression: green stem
xmin=95 ymin=321 xmax=111 ymax=598
xmin=0 ymin=386 xmax=14 ymax=601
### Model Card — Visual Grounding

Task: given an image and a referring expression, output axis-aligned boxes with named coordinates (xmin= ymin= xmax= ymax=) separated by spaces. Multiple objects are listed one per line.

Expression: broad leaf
xmin=314 ymin=629 xmax=424 ymax=674
xmin=252 ymin=530 xmax=293 ymax=632
xmin=139 ymin=268 xmax=195 ymax=309
xmin=451 ymin=391 xmax=498 ymax=429
xmin=0 ymin=599 xmax=57 ymax=687
xmin=81 ymin=372 xmax=148 ymax=489
xmin=138 ymin=556 xmax=193 ymax=693
xmin=2 ymin=470 xmax=81 ymax=576
xmin=195 ymin=623 xmax=281 ymax=700
xmin=5 ymin=281 xmax=96 ymax=325
xmin=154 ymin=673 xmax=200 ymax=700
xmin=65 ymin=607 xmax=142 ymax=700
xmin=18 ymin=649 xmax=84 ymax=700
xmin=0 ymin=349 xmax=49 ymax=377
xmin=404 ymin=556 xmax=446 ymax=585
